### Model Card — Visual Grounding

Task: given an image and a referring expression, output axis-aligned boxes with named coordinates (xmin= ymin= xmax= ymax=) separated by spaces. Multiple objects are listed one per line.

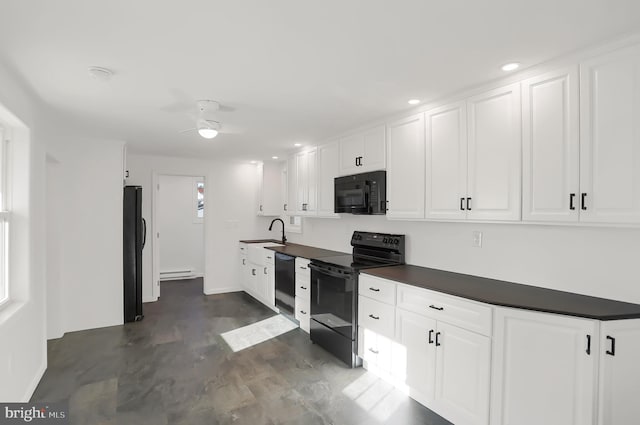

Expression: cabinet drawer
xmin=295 ymin=275 xmax=310 ymax=301
xmin=358 ymin=326 xmax=393 ymax=373
xmin=358 ymin=295 xmax=395 ymax=339
xmin=397 ymin=284 xmax=492 ymax=336
xmin=239 ymin=243 xmax=248 ymax=254
xmin=263 ymin=249 xmax=275 ymax=266
xmin=295 ymin=257 xmax=311 ymax=276
xmin=295 ymin=296 xmax=310 ymax=333
xmin=359 ymin=274 xmax=397 ymax=305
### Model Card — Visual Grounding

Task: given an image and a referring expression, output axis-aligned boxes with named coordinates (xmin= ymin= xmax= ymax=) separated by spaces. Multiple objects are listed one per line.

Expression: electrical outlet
xmin=472 ymin=231 xmax=483 ymax=248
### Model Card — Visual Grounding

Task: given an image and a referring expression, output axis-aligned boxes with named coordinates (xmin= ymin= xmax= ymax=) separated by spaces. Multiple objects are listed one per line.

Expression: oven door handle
xmin=309 ymin=263 xmax=352 ymax=279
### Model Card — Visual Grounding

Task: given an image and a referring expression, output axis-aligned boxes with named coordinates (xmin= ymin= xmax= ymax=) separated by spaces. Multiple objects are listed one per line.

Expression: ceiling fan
xmin=179 ymin=100 xmax=223 ymax=139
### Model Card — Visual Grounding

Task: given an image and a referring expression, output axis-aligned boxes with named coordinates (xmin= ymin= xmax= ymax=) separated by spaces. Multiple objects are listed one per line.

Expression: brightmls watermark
xmin=0 ymin=403 xmax=68 ymax=424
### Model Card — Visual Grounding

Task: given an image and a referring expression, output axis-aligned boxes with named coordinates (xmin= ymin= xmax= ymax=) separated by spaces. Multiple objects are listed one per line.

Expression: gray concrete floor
xmin=31 ymin=278 xmax=451 ymax=425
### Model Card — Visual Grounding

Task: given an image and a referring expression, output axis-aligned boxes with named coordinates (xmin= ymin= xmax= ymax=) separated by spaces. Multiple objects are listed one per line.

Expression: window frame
xmin=0 ymin=126 xmax=10 ymax=308
xmin=193 ymin=177 xmax=204 ymax=224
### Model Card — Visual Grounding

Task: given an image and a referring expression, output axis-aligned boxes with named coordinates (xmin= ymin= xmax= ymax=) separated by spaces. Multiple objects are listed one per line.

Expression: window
xmin=0 ymin=127 xmax=9 ymax=306
xmin=193 ymin=178 xmax=204 ymax=223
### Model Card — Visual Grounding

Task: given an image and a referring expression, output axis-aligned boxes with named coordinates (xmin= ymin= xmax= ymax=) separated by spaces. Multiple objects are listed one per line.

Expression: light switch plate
xmin=472 ymin=231 xmax=483 ymax=248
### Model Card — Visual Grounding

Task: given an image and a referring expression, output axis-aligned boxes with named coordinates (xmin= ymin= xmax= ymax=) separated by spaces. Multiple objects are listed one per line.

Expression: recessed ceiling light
xmin=250 ymin=160 xmax=257 ymax=164
xmin=294 ymin=143 xmax=302 ymax=147
xmin=88 ymin=66 xmax=114 ymax=82
xmin=408 ymin=99 xmax=421 ymax=105
xmin=272 ymin=156 xmax=279 ymax=159
xmin=501 ymin=62 xmax=520 ymax=72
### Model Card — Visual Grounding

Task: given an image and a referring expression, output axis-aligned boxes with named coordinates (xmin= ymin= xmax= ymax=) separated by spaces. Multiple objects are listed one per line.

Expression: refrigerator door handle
xmin=142 ymin=218 xmax=147 ymax=249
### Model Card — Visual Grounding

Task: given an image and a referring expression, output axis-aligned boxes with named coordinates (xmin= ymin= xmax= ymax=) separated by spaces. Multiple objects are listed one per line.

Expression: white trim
xmin=204 ymin=286 xmax=243 ymax=295
xmin=22 ymin=359 xmax=46 ymax=402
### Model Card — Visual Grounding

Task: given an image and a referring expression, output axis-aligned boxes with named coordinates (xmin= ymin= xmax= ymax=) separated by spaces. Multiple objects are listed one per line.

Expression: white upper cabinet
xmin=386 ymin=113 xmax=426 ymax=219
xmin=580 ymin=45 xmax=640 ymax=224
xmin=522 ymin=67 xmax=580 ymax=222
xmin=256 ymin=161 xmax=284 ymax=216
xmin=425 ymin=101 xmax=468 ymax=220
xmin=466 ymin=83 xmax=522 ymax=221
xmin=293 ymin=148 xmax=317 ymax=215
xmin=339 ymin=125 xmax=386 ymax=175
xmin=316 ymin=141 xmax=340 ymax=217
xmin=597 ymin=319 xmax=640 ymax=425
xmin=286 ymin=154 xmax=297 ymax=215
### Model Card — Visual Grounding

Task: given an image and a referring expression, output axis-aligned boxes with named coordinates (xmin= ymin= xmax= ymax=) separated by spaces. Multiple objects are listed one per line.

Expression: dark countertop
xmin=239 ymin=239 xmax=284 ymax=244
xmin=362 ymin=265 xmax=640 ymax=321
xmin=264 ymin=243 xmax=347 ymax=260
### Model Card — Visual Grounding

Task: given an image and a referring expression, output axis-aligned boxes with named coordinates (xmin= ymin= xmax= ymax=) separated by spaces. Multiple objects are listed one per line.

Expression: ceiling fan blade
xmin=178 ymin=127 xmax=196 ymax=134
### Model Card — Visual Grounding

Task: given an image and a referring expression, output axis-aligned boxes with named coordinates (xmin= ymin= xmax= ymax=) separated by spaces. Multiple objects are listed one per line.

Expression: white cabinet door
xmin=266 ymin=265 xmax=275 ymax=307
xmin=386 ymin=113 xmax=426 ymax=219
xmin=491 ymin=307 xmax=598 ymax=425
xmin=340 ymin=133 xmax=363 ymax=175
xmin=580 ymin=45 xmax=640 ymax=224
xmin=339 ymin=126 xmax=386 ymax=175
xmin=467 ymin=83 xmax=522 ymax=221
xmin=244 ymin=262 xmax=259 ymax=297
xmin=257 ymin=161 xmax=284 ymax=216
xmin=239 ymin=255 xmax=248 ymax=290
xmin=306 ymin=148 xmax=317 ymax=214
xmin=434 ymin=322 xmax=490 ymax=425
xmin=425 ymin=101 xmax=468 ymax=220
xmin=316 ymin=142 xmax=339 ymax=217
xmin=287 ymin=154 xmax=297 ymax=215
xmin=522 ymin=67 xmax=580 ymax=222
xmin=361 ymin=125 xmax=386 ymax=172
xmin=396 ymin=308 xmax=437 ymax=402
xmin=296 ymin=151 xmax=308 ymax=214
xmin=598 ymin=319 xmax=640 ymax=425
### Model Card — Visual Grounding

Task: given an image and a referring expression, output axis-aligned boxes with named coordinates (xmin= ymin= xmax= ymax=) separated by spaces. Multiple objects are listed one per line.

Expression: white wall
xmin=44 ymin=135 xmax=124 ymax=334
xmin=126 ymin=154 xmax=273 ymax=302
xmin=0 ymin=62 xmax=47 ymax=401
xmin=283 ymin=215 xmax=640 ymax=305
xmin=158 ymin=175 xmax=204 ymax=276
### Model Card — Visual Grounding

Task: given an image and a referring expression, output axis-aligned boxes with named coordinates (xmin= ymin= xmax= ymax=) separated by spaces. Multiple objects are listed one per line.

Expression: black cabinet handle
xmin=460 ymin=198 xmax=465 ymax=211
xmin=570 ymin=193 xmax=576 ymax=211
xmin=435 ymin=332 xmax=441 ymax=347
xmin=429 ymin=305 xmax=444 ymax=311
xmin=606 ymin=336 xmax=616 ymax=356
xmin=299 ymin=266 xmax=307 ymax=270
xmin=251 ymin=269 xmax=256 ymax=276
xmin=369 ymin=287 xmax=380 ymax=292
xmin=355 ymin=157 xmax=358 ymax=166
xmin=267 ymin=256 xmax=272 ymax=259
xmin=284 ymin=203 xmax=287 ymax=211
xmin=586 ymin=335 xmax=591 ymax=355
xmin=581 ymin=193 xmax=587 ymax=210
xmin=368 ymin=348 xmax=379 ymax=354
xmin=300 ymin=286 xmax=307 ymax=290
xmin=242 ymin=258 xmax=246 ymax=265
xmin=368 ymin=314 xmax=380 ymax=320
xmin=428 ymin=329 xmax=434 ymax=344
xmin=386 ymin=200 xmax=389 ymax=211
xmin=300 ymin=310 xmax=307 ymax=315
xmin=466 ymin=197 xmax=472 ymax=210
xmin=264 ymin=267 xmax=267 ymax=275
xmin=260 ymin=205 xmax=263 ymax=211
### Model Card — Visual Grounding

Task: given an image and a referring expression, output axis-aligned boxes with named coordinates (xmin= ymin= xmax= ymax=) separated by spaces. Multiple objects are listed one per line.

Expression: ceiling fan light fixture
xmin=197 ymin=119 xmax=220 ymax=139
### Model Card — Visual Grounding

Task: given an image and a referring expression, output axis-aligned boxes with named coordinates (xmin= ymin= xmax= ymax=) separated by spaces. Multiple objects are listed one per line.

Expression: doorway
xmin=153 ymin=174 xmax=205 ymax=298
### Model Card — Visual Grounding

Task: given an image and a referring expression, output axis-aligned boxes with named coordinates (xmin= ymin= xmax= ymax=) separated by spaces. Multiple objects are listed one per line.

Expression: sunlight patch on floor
xmin=221 ymin=314 xmax=298 ymax=352
xmin=342 ymin=371 xmax=407 ymax=422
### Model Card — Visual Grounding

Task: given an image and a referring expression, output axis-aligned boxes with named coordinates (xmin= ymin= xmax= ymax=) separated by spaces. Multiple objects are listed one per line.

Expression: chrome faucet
xmin=268 ymin=218 xmax=287 ymax=244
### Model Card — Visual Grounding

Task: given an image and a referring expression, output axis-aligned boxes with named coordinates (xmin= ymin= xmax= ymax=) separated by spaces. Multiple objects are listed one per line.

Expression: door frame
xmin=151 ymin=171 xmax=206 ymax=300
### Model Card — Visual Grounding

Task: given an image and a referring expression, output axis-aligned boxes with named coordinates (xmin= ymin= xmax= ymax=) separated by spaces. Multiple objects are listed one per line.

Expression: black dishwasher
xmin=275 ymin=252 xmax=295 ymax=315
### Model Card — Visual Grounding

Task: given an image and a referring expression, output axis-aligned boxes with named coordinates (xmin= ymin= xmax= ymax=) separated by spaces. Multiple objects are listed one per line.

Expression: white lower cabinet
xmin=598 ymin=319 xmax=640 ymax=425
xmin=396 ymin=308 xmax=490 ymax=425
xmin=295 ymin=257 xmax=311 ymax=333
xmin=490 ymin=307 xmax=598 ymax=425
xmin=295 ymin=297 xmax=310 ymax=333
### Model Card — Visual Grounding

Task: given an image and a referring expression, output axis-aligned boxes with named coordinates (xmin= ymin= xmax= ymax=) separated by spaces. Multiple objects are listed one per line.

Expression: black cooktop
xmin=312 ymin=254 xmax=400 ymax=271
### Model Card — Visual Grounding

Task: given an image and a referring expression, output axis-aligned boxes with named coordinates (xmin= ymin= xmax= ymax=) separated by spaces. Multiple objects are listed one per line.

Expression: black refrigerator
xmin=123 ymin=185 xmax=146 ymax=322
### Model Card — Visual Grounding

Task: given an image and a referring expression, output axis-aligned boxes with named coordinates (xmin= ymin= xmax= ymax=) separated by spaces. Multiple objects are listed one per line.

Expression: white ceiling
xmin=1 ymin=0 xmax=640 ymax=161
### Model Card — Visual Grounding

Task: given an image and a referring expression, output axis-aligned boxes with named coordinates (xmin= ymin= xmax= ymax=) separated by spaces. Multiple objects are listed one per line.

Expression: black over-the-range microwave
xmin=334 ymin=170 xmax=386 ymax=215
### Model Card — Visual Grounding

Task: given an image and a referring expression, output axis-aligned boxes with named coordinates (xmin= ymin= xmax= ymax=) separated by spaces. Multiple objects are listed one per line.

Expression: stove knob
xmin=383 ymin=237 xmax=388 ymax=244
xmin=394 ymin=238 xmax=400 ymax=244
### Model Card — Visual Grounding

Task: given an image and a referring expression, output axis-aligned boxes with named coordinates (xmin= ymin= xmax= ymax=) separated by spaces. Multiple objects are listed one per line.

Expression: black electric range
xmin=308 ymin=231 xmax=405 ymax=367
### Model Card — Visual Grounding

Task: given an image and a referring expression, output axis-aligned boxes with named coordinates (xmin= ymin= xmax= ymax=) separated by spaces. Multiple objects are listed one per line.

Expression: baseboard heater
xmin=160 ymin=269 xmax=196 ymax=281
